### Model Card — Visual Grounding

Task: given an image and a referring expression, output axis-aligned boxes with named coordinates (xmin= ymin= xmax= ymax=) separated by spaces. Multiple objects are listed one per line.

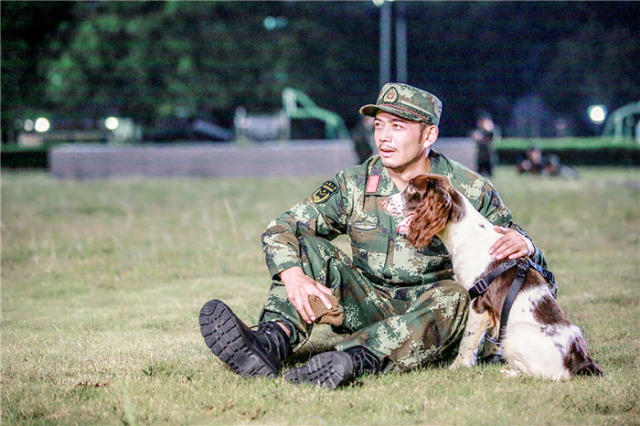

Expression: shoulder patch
xmin=312 ymin=180 xmax=338 ymax=203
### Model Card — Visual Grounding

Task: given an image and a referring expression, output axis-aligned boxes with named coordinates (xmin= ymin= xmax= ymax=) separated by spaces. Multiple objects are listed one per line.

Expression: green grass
xmin=2 ymin=167 xmax=639 ymax=425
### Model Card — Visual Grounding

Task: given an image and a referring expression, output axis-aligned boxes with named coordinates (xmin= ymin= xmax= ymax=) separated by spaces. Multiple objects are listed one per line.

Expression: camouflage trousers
xmin=259 ymin=236 xmax=469 ymax=372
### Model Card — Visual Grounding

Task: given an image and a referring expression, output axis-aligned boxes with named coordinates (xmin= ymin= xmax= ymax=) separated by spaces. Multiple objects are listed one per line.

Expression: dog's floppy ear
xmin=407 ymin=177 xmax=453 ymax=248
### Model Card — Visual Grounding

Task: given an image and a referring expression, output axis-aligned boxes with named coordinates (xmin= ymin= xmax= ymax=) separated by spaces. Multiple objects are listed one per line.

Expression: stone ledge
xmin=49 ymin=138 xmax=476 ymax=179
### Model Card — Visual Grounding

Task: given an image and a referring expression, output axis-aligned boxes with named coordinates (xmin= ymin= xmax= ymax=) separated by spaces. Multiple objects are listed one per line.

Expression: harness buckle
xmin=515 ymin=262 xmax=529 ymax=278
xmin=469 ymin=278 xmax=490 ymax=299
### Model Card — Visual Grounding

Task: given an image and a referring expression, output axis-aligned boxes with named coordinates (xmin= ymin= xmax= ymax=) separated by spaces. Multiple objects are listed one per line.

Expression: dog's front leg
xmin=449 ymin=309 xmax=492 ymax=369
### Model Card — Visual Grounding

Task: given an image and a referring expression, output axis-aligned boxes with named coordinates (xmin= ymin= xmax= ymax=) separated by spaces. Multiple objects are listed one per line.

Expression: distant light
xmin=264 ymin=16 xmax=277 ymax=30
xmin=372 ymin=0 xmax=393 ymax=6
xmin=34 ymin=117 xmax=50 ymax=133
xmin=587 ymin=105 xmax=607 ymax=124
xmin=24 ymin=119 xmax=34 ymax=132
xmin=105 ymin=116 xmax=120 ymax=130
xmin=264 ymin=16 xmax=287 ymax=30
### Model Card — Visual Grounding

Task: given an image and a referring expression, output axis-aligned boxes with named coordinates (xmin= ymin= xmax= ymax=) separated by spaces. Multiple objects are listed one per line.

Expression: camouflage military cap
xmin=359 ymin=83 xmax=443 ymax=126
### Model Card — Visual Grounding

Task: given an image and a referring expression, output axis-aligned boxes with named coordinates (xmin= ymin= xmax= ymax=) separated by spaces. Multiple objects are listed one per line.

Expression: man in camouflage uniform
xmin=200 ymin=83 xmax=547 ymax=389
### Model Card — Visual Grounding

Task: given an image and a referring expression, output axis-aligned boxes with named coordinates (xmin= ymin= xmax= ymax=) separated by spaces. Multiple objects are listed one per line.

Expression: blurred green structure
xmin=234 ymin=88 xmax=350 ymax=142
xmin=602 ymin=101 xmax=640 ymax=142
xmin=282 ymin=88 xmax=350 ymax=140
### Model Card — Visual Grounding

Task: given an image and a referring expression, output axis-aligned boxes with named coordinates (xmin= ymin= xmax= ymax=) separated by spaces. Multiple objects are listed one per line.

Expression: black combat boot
xmin=284 ymin=345 xmax=380 ymax=389
xmin=199 ymin=299 xmax=291 ymax=378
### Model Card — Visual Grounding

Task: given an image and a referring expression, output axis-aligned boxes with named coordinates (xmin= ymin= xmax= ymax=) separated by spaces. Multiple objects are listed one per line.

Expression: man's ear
xmin=422 ymin=125 xmax=439 ymax=149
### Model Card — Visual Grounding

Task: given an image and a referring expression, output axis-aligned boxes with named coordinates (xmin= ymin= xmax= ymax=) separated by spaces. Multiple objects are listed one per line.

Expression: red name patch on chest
xmin=366 ymin=175 xmax=380 ymax=193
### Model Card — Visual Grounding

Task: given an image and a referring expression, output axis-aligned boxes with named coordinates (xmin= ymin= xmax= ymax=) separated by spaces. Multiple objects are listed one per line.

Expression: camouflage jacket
xmin=262 ymin=151 xmax=547 ymax=286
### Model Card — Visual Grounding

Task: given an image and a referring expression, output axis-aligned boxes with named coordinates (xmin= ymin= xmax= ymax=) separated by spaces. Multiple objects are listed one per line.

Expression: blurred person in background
xmin=351 ymin=115 xmax=375 ymax=163
xmin=517 ymin=147 xmax=578 ymax=178
xmin=471 ymin=114 xmax=496 ymax=177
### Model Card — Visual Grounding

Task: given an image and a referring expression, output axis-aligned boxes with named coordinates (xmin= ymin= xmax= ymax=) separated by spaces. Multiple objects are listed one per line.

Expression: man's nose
xmin=376 ymin=127 xmax=390 ymax=143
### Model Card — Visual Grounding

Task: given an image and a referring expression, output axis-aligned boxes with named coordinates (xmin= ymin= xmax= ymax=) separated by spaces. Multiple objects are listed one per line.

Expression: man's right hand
xmin=279 ymin=267 xmax=334 ymax=324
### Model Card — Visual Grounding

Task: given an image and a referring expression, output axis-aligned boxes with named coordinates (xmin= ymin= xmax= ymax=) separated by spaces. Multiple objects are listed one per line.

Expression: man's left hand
xmin=489 ymin=226 xmax=534 ymax=261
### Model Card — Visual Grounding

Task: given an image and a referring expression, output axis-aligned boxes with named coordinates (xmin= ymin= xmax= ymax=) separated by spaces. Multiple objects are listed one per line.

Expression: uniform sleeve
xmin=260 ymin=173 xmax=350 ymax=279
xmin=475 ymin=180 xmax=549 ymax=268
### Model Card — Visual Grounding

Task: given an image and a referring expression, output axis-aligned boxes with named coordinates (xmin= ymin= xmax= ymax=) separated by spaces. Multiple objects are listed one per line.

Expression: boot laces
xmin=254 ymin=322 xmax=290 ymax=362
xmin=348 ymin=347 xmax=380 ymax=377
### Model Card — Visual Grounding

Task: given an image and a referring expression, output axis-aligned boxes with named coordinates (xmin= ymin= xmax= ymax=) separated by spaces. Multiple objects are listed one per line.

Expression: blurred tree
xmin=541 ymin=21 xmax=640 ymax=132
xmin=405 ymin=1 xmax=640 ymax=135
xmin=3 ymin=1 xmax=639 ymax=139
xmin=1 ymin=1 xmax=74 ymax=142
xmin=43 ymin=1 xmax=379 ymax=129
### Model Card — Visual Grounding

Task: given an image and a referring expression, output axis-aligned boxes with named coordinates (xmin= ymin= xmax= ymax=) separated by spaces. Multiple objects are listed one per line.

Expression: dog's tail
xmin=565 ymin=336 xmax=603 ymax=376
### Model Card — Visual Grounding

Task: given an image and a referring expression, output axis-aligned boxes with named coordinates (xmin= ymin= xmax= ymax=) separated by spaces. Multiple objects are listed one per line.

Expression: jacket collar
xmin=366 ymin=156 xmax=397 ymax=196
xmin=366 ymin=150 xmax=445 ymax=196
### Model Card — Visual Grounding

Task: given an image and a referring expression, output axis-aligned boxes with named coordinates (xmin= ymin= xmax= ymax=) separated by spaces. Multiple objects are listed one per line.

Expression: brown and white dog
xmin=383 ymin=174 xmax=602 ymax=380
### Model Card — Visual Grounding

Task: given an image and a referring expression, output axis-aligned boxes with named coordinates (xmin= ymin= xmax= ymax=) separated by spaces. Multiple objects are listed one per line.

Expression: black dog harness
xmin=468 ymin=258 xmax=557 ymax=344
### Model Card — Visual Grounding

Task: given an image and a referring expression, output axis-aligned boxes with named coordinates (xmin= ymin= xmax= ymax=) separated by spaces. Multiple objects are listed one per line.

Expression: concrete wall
xmin=49 ymin=138 xmax=476 ymax=179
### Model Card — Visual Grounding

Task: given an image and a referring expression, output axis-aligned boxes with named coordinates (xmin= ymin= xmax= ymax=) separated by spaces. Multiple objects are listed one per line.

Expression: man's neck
xmin=387 ymin=151 xmax=431 ymax=191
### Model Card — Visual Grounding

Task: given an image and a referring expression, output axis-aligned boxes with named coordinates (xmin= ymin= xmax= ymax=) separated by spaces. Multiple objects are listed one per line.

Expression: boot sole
xmin=199 ymin=299 xmax=279 ymax=377
xmin=284 ymin=351 xmax=354 ymax=389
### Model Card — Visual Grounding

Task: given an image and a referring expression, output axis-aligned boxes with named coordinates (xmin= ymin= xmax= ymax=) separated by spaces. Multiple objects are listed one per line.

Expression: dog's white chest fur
xmin=438 ymin=199 xmax=501 ymax=289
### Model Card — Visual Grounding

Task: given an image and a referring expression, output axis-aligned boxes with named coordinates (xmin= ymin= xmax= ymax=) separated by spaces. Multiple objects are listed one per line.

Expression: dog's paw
xmin=449 ymin=356 xmax=473 ymax=370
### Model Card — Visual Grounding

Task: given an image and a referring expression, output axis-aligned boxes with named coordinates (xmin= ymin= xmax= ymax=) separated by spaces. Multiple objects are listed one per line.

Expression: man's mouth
xmin=379 ymin=145 xmax=395 ymax=158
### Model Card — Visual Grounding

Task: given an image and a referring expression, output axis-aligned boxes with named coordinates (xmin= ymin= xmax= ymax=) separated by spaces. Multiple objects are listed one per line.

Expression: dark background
xmin=2 ymin=1 xmax=639 ymax=142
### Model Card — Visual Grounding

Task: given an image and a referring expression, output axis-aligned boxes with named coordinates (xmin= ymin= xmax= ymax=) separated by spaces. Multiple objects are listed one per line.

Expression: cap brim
xmin=359 ymin=104 xmax=383 ymax=117
xmin=359 ymin=104 xmax=431 ymax=123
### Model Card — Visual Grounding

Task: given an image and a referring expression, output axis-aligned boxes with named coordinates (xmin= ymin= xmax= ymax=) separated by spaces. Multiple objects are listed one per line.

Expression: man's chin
xmin=379 ymin=157 xmax=400 ymax=169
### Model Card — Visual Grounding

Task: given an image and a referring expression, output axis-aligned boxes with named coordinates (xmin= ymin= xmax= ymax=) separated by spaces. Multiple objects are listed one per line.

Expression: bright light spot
xmin=34 ymin=117 xmax=50 ymax=133
xmin=264 ymin=16 xmax=277 ymax=30
xmin=264 ymin=16 xmax=287 ymax=30
xmin=587 ymin=105 xmax=607 ymax=124
xmin=105 ymin=116 xmax=120 ymax=130
xmin=24 ymin=119 xmax=34 ymax=132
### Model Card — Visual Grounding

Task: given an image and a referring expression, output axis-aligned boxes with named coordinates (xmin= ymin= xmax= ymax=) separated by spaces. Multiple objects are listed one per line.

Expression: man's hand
xmin=279 ymin=267 xmax=334 ymax=324
xmin=489 ymin=226 xmax=534 ymax=261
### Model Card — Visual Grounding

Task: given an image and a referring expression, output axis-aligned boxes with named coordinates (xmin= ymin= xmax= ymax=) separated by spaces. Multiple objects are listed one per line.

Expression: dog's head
xmin=382 ymin=174 xmax=465 ymax=248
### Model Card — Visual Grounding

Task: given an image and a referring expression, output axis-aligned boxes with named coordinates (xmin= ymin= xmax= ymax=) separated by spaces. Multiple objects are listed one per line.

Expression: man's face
xmin=373 ymin=112 xmax=433 ymax=171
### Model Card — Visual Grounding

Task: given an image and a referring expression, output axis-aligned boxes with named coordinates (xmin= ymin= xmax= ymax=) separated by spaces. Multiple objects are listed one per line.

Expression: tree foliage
xmin=43 ymin=1 xmax=379 ymax=128
xmin=2 ymin=1 xmax=639 ymax=140
xmin=1 ymin=1 xmax=74 ymax=141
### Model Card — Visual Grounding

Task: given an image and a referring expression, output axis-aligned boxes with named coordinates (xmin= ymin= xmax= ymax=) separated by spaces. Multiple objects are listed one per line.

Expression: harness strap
xmin=468 ymin=259 xmax=519 ymax=299
xmin=524 ymin=258 xmax=558 ymax=296
xmin=467 ymin=257 xmax=557 ymax=348
xmin=469 ymin=258 xmax=557 ymax=300
xmin=498 ymin=262 xmax=529 ymax=342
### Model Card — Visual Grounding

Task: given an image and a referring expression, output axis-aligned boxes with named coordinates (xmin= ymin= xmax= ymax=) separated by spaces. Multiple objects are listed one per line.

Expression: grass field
xmin=2 ymin=166 xmax=639 ymax=425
